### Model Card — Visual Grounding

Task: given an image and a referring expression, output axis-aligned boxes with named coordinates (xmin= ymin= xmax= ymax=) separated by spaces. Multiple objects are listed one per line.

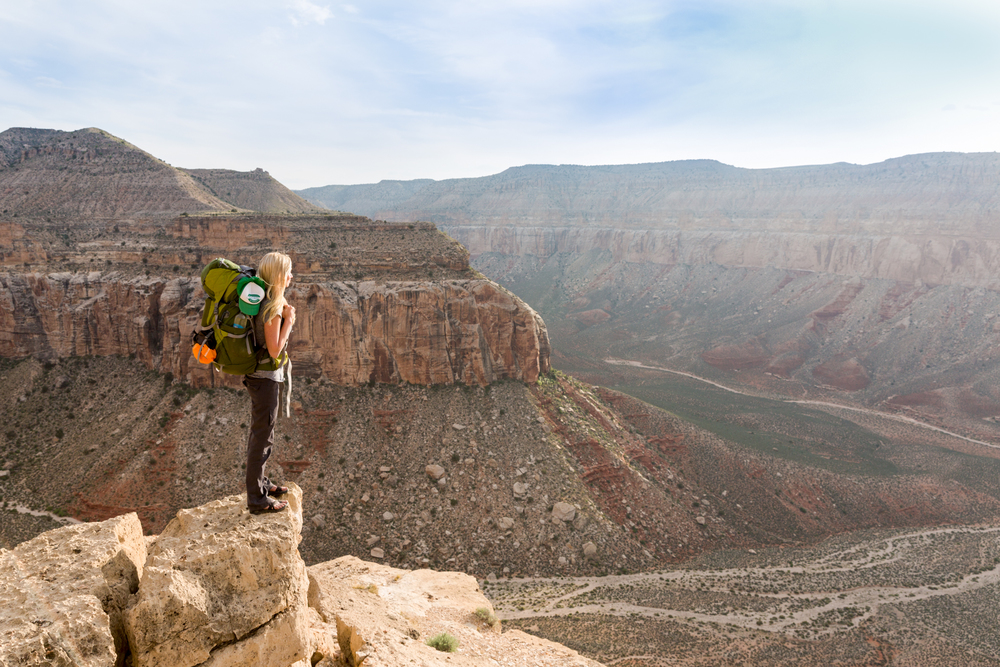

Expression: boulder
xmin=551 ymin=502 xmax=577 ymax=522
xmin=2 ymin=486 xmax=607 ymax=667
xmin=308 ymin=556 xmax=603 ymax=666
xmin=498 ymin=517 xmax=515 ymax=531
xmin=0 ymin=513 xmax=145 ymax=667
xmin=582 ymin=542 xmax=599 ymax=560
xmin=123 ymin=484 xmax=309 ymax=667
xmin=425 ymin=464 xmax=446 ymax=481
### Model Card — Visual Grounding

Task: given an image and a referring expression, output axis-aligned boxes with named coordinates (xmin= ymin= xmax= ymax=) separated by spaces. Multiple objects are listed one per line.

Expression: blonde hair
xmin=257 ymin=251 xmax=292 ymax=324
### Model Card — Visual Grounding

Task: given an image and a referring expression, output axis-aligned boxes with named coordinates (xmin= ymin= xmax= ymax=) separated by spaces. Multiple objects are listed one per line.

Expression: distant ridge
xmin=297 ymin=153 xmax=1000 ymax=233
xmin=0 ymin=127 xmax=319 ymax=219
xmin=0 ymin=127 xmax=232 ymax=218
xmin=298 ymin=178 xmax=435 ymax=219
xmin=182 ymin=167 xmax=327 ymax=215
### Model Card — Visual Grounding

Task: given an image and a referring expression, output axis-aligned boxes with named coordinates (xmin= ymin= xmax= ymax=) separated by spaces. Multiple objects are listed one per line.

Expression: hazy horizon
xmin=3 ymin=1 xmax=1000 ymax=189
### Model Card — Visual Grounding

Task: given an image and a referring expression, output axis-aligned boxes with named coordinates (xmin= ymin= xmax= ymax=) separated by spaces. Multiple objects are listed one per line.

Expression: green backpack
xmin=191 ymin=258 xmax=287 ymax=375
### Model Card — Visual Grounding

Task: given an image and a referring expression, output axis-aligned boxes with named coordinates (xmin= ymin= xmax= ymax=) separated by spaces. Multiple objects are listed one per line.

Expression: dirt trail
xmin=604 ymin=358 xmax=999 ymax=449
xmin=7 ymin=503 xmax=80 ymax=525
xmin=491 ymin=525 xmax=1000 ymax=637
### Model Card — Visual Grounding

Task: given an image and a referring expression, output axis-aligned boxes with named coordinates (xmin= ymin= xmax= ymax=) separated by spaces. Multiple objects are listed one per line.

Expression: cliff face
xmin=445 ymin=225 xmax=1000 ymax=289
xmin=0 ymin=270 xmax=550 ymax=387
xmin=298 ymin=153 xmax=1000 ymax=236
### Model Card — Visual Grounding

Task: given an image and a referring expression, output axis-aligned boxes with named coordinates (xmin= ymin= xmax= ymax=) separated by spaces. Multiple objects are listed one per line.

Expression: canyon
xmin=298 ymin=154 xmax=1000 ymax=441
xmin=5 ymin=127 xmax=1000 ymax=665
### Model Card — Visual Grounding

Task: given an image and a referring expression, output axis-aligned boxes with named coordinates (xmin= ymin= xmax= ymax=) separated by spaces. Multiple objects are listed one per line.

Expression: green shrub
xmin=426 ymin=632 xmax=458 ymax=652
xmin=474 ymin=607 xmax=498 ymax=628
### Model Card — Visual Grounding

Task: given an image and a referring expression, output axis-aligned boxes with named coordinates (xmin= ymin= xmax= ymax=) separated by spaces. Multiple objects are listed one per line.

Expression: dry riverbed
xmin=484 ymin=523 xmax=1000 ymax=666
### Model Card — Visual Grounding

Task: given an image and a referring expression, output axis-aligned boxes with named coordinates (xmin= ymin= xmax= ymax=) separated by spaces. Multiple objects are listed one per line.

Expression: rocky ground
xmin=4 ymin=353 xmax=1000 ymax=580
xmin=487 ymin=523 xmax=1000 ymax=666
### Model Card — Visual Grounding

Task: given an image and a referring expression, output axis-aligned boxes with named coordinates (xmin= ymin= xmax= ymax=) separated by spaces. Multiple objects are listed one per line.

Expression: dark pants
xmin=243 ymin=376 xmax=280 ymax=510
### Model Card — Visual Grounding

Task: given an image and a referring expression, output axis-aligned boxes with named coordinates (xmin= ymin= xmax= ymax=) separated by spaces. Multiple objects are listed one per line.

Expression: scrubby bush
xmin=426 ymin=632 xmax=458 ymax=652
xmin=474 ymin=607 xmax=498 ymax=628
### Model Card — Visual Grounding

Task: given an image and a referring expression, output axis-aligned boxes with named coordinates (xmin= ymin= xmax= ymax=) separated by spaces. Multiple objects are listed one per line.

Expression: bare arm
xmin=264 ymin=304 xmax=296 ymax=359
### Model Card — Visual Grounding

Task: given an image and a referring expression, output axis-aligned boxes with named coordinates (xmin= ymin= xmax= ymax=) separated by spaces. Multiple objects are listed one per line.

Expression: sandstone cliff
xmin=1 ymin=485 xmax=602 ymax=667
xmin=301 ymin=154 xmax=1000 ymax=289
xmin=0 ymin=269 xmax=549 ymax=387
xmin=444 ymin=225 xmax=1000 ymax=290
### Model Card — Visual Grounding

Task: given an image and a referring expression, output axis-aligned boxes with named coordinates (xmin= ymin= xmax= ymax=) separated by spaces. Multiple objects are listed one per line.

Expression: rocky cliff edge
xmin=0 ymin=484 xmax=602 ymax=667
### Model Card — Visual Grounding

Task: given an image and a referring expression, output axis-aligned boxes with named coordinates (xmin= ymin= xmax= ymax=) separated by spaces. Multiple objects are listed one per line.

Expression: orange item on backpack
xmin=192 ymin=341 xmax=217 ymax=364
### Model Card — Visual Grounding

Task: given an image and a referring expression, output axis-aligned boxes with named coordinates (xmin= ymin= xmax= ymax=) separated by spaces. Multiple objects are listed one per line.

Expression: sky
xmin=2 ymin=0 xmax=1000 ymax=189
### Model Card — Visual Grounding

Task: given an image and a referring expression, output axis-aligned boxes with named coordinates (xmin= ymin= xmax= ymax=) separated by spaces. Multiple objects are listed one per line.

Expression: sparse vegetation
xmin=474 ymin=606 xmax=498 ymax=628
xmin=425 ymin=632 xmax=458 ymax=652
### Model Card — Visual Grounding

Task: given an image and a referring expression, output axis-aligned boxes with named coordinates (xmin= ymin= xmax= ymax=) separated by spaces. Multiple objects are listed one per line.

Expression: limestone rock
xmin=123 ymin=484 xmax=308 ymax=667
xmin=551 ymin=502 xmax=577 ymax=522
xmin=308 ymin=556 xmax=604 ymax=666
xmin=425 ymin=464 xmax=446 ymax=480
xmin=582 ymin=542 xmax=598 ymax=559
xmin=498 ymin=517 xmax=515 ymax=531
xmin=198 ymin=607 xmax=312 ymax=667
xmin=0 ymin=512 xmax=145 ymax=667
xmin=512 ymin=482 xmax=528 ymax=498
xmin=2 ymin=486 xmax=606 ymax=667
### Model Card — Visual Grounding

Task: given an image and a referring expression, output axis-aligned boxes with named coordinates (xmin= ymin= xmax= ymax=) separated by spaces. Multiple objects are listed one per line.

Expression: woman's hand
xmin=282 ymin=304 xmax=296 ymax=327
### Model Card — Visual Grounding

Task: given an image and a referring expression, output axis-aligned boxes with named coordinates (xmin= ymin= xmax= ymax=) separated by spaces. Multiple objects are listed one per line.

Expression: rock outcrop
xmin=1 ymin=487 xmax=605 ymax=667
xmin=309 ymin=556 xmax=602 ymax=667
xmin=0 ymin=513 xmax=145 ymax=667
xmin=124 ymin=486 xmax=309 ymax=667
xmin=0 ymin=272 xmax=549 ymax=387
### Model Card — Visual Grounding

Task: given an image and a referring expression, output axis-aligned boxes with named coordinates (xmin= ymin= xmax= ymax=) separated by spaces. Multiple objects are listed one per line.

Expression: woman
xmin=244 ymin=251 xmax=296 ymax=514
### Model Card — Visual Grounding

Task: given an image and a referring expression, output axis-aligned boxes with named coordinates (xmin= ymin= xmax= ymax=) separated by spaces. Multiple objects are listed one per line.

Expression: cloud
xmin=287 ymin=0 xmax=332 ymax=26
xmin=2 ymin=0 xmax=1000 ymax=187
xmin=33 ymin=76 xmax=65 ymax=89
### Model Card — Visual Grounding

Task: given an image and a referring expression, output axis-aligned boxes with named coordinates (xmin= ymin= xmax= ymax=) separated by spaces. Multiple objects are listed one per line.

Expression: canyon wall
xmin=0 ymin=271 xmax=550 ymax=387
xmin=298 ymin=153 xmax=1000 ymax=435
xmin=299 ymin=153 xmax=1000 ymax=235
xmin=444 ymin=225 xmax=1000 ymax=289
